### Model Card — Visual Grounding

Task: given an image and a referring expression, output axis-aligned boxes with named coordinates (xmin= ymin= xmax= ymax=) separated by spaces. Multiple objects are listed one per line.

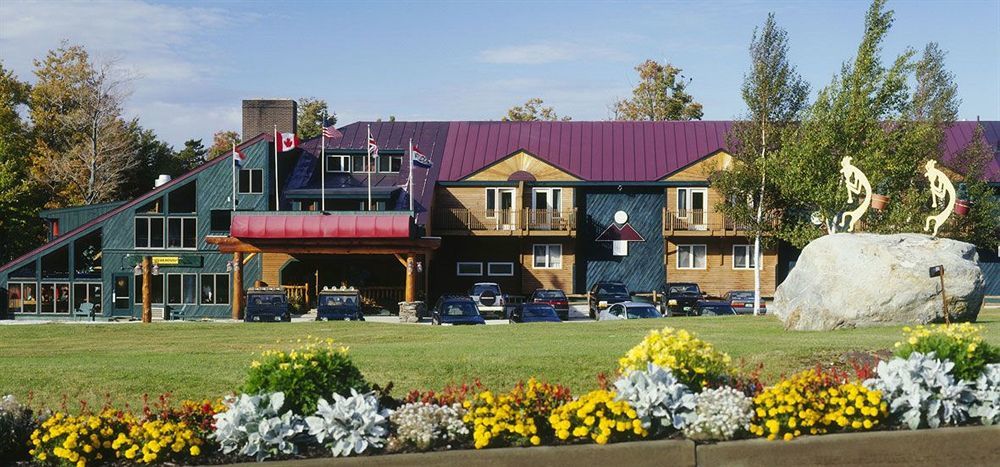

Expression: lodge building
xmin=1 ymin=99 xmax=998 ymax=320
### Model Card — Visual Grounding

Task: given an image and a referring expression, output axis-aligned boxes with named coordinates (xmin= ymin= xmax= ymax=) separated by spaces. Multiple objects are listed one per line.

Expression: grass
xmin=2 ymin=309 xmax=999 ymax=409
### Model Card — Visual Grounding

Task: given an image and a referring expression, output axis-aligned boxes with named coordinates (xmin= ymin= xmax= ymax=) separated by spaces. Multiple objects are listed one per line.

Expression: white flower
xmin=969 ymin=363 xmax=1000 ymax=425
xmin=864 ymin=352 xmax=975 ymax=430
xmin=614 ymin=363 xmax=696 ymax=434
xmin=682 ymin=386 xmax=753 ymax=441
xmin=390 ymin=402 xmax=468 ymax=450
xmin=306 ymin=390 xmax=390 ymax=457
xmin=211 ymin=392 xmax=306 ymax=461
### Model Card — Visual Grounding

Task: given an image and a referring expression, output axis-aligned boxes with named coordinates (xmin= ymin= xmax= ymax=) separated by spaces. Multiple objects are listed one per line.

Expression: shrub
xmin=244 ymin=338 xmax=369 ymax=415
xmin=390 ymin=402 xmax=469 ymax=451
xmin=1 ymin=395 xmax=37 ymax=462
xmin=683 ymin=387 xmax=754 ymax=441
xmin=212 ymin=392 xmax=306 ymax=461
xmin=970 ymin=364 xmax=1000 ymax=425
xmin=619 ymin=327 xmax=733 ymax=390
xmin=548 ymin=390 xmax=646 ymax=445
xmin=612 ymin=363 xmax=696 ymax=436
xmin=750 ymin=369 xmax=887 ymax=440
xmin=893 ymin=324 xmax=1000 ymax=381
xmin=305 ymin=390 xmax=390 ymax=457
xmin=865 ymin=352 xmax=975 ymax=430
xmin=462 ymin=378 xmax=571 ymax=449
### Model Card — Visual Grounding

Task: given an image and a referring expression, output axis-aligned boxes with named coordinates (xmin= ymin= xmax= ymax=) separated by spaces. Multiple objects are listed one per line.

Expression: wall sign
xmin=125 ymin=255 xmax=203 ymax=268
xmin=596 ymin=210 xmax=645 ymax=257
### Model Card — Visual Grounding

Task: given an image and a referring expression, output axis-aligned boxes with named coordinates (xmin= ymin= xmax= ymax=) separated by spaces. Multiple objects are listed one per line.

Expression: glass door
xmin=531 ymin=188 xmax=562 ymax=228
xmin=113 ymin=274 xmax=131 ymax=311
xmin=498 ymin=188 xmax=516 ymax=230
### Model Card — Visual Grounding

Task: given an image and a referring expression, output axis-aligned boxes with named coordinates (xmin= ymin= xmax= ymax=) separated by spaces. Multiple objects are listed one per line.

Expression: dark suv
xmin=317 ymin=287 xmax=365 ymax=321
xmin=587 ymin=281 xmax=631 ymax=319
xmin=430 ymin=295 xmax=486 ymax=325
xmin=244 ymin=287 xmax=291 ymax=322
xmin=658 ymin=282 xmax=705 ymax=316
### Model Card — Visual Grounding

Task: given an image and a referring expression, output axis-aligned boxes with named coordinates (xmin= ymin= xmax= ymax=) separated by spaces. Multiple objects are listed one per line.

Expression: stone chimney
xmin=242 ymin=99 xmax=297 ymax=140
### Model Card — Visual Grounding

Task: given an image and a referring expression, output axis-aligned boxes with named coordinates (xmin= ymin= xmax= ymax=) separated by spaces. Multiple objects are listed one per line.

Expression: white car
xmin=598 ymin=301 xmax=663 ymax=321
xmin=469 ymin=282 xmax=505 ymax=317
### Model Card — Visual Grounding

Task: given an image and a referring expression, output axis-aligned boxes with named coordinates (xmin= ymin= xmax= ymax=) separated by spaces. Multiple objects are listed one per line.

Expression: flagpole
xmin=231 ymin=141 xmax=237 ymax=211
xmin=273 ymin=124 xmax=280 ymax=211
xmin=408 ymin=138 xmax=414 ymax=213
xmin=367 ymin=124 xmax=373 ymax=211
xmin=321 ymin=111 xmax=327 ymax=212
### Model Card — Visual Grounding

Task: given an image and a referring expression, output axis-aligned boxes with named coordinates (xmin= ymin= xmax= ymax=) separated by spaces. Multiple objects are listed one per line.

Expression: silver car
xmin=469 ymin=282 xmax=505 ymax=317
xmin=598 ymin=301 xmax=663 ymax=320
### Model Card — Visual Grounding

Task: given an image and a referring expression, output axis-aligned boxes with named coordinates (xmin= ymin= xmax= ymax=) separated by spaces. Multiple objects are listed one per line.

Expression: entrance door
xmin=486 ymin=188 xmax=517 ymax=230
xmin=531 ymin=188 xmax=562 ymax=228
xmin=112 ymin=274 xmax=131 ymax=312
xmin=677 ymin=188 xmax=708 ymax=228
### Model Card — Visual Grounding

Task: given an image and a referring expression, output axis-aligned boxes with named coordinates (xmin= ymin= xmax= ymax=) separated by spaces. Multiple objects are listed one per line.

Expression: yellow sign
xmin=152 ymin=257 xmax=180 ymax=265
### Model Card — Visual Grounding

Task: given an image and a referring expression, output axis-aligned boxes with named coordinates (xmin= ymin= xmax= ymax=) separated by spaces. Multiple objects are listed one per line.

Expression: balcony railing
xmin=663 ymin=209 xmax=752 ymax=235
xmin=434 ymin=208 xmax=576 ymax=234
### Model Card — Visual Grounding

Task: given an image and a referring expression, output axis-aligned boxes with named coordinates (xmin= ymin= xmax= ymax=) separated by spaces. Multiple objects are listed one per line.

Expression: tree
xmin=29 ymin=44 xmax=140 ymax=206
xmin=206 ymin=130 xmax=240 ymax=161
xmin=503 ymin=98 xmax=570 ymax=122
xmin=121 ymin=124 xmax=178 ymax=198
xmin=613 ymin=59 xmax=703 ymax=121
xmin=712 ymin=13 xmax=809 ymax=315
xmin=297 ymin=97 xmax=334 ymax=140
xmin=0 ymin=63 xmax=45 ymax=262
xmin=943 ymin=125 xmax=1000 ymax=250
xmin=176 ymin=139 xmax=207 ymax=171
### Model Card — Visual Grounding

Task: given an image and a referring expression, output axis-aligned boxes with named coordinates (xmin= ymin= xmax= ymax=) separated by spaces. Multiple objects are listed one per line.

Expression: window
xmin=456 ymin=262 xmax=483 ymax=276
xmin=73 ymin=283 xmax=102 ymax=314
xmin=676 ymin=188 xmax=707 ymax=221
xmin=677 ymin=244 xmax=707 ymax=270
xmin=733 ymin=245 xmax=757 ymax=270
xmin=327 ymin=155 xmax=351 ymax=173
xmin=210 ymin=210 xmax=232 ymax=232
xmin=200 ymin=274 xmax=230 ymax=305
xmin=167 ymin=217 xmax=197 ymax=249
xmin=378 ymin=154 xmax=402 ymax=173
xmin=167 ymin=273 xmax=198 ymax=305
xmin=168 ymin=182 xmax=197 ymax=213
xmin=351 ymin=155 xmax=370 ymax=173
xmin=134 ymin=274 xmax=165 ymax=305
xmin=135 ymin=217 xmax=165 ymax=249
xmin=487 ymin=262 xmax=515 ymax=277
xmin=238 ymin=169 xmax=263 ymax=194
xmin=485 ymin=188 xmax=516 ymax=219
xmin=532 ymin=244 xmax=562 ymax=269
xmin=7 ymin=282 xmax=38 ymax=313
xmin=39 ymin=282 xmax=70 ymax=313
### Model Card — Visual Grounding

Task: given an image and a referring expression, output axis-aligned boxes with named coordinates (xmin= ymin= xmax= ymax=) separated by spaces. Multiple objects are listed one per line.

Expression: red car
xmin=531 ymin=289 xmax=569 ymax=320
xmin=723 ymin=291 xmax=767 ymax=315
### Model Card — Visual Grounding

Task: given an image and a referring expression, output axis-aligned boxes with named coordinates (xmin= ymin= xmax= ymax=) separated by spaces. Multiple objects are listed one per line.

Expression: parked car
xmin=509 ymin=303 xmax=561 ymax=323
xmin=695 ymin=299 xmax=738 ymax=316
xmin=316 ymin=286 xmax=365 ymax=321
xmin=244 ymin=287 xmax=291 ymax=322
xmin=588 ymin=281 xmax=631 ymax=319
xmin=431 ymin=295 xmax=486 ymax=325
xmin=723 ymin=290 xmax=767 ymax=315
xmin=598 ymin=301 xmax=663 ymax=321
xmin=531 ymin=289 xmax=569 ymax=320
xmin=658 ymin=282 xmax=705 ymax=316
xmin=469 ymin=282 xmax=506 ymax=318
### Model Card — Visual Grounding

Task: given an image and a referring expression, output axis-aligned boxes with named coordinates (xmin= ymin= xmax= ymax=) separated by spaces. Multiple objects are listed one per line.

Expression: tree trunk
xmin=753 ymin=124 xmax=766 ymax=316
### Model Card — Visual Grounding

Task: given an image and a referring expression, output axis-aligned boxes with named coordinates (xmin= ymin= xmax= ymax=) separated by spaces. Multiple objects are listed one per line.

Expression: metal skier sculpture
xmin=838 ymin=156 xmax=872 ymax=232
xmin=923 ymin=160 xmax=956 ymax=237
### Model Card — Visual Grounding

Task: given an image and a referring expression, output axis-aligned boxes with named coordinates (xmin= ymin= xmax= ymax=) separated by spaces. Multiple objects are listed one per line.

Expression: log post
xmin=405 ymin=253 xmax=416 ymax=303
xmin=141 ymin=256 xmax=152 ymax=323
xmin=232 ymin=252 xmax=244 ymax=320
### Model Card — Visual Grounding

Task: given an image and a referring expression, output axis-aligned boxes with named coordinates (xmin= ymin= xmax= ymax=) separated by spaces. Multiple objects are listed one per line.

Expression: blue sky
xmin=1 ymin=0 xmax=997 ymax=147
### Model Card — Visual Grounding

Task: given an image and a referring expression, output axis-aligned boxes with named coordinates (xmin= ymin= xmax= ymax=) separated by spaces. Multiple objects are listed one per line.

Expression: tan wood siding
xmin=465 ymin=151 xmax=580 ymax=182
xmin=662 ymin=151 xmax=732 ymax=182
xmin=520 ymin=239 xmax=575 ymax=293
xmin=260 ymin=253 xmax=293 ymax=286
xmin=665 ymin=238 xmax=777 ymax=297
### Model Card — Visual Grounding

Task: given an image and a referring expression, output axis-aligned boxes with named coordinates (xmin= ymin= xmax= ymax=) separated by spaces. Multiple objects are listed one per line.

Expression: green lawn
xmin=3 ymin=309 xmax=999 ymax=409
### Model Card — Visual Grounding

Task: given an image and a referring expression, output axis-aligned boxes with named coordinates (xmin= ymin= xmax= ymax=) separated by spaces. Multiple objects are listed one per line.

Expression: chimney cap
xmin=154 ymin=174 xmax=172 ymax=187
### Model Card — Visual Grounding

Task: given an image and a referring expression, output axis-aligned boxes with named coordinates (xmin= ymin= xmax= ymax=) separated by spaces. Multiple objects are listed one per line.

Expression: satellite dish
xmin=614 ymin=210 xmax=628 ymax=224
xmin=810 ymin=211 xmax=823 ymax=226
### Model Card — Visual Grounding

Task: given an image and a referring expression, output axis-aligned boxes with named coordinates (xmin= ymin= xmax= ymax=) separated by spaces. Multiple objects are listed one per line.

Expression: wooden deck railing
xmin=434 ymin=208 xmax=576 ymax=234
xmin=282 ymin=284 xmax=310 ymax=309
xmin=663 ymin=209 xmax=754 ymax=234
xmin=360 ymin=286 xmax=405 ymax=312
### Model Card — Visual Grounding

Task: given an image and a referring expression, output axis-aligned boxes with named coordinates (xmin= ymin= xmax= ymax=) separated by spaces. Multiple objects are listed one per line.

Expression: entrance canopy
xmin=231 ymin=213 xmax=411 ymax=239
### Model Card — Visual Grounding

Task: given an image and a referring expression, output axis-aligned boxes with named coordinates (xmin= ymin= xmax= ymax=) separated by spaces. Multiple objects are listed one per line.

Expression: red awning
xmin=230 ymin=214 xmax=412 ymax=239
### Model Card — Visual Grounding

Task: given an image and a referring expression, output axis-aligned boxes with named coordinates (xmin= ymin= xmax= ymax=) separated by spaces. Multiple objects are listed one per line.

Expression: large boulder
xmin=772 ymin=233 xmax=984 ymax=331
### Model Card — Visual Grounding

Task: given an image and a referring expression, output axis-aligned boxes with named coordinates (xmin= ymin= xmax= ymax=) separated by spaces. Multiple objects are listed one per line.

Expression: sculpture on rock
xmin=923 ymin=160 xmax=956 ymax=237
xmin=838 ymin=156 xmax=872 ymax=232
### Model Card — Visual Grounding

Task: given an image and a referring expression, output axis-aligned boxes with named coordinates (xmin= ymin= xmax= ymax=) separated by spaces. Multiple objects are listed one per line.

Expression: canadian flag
xmin=277 ymin=132 xmax=299 ymax=152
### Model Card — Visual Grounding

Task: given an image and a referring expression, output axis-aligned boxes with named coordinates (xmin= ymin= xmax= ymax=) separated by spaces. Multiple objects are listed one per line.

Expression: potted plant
xmin=954 ymin=183 xmax=971 ymax=217
xmin=870 ymin=182 xmax=890 ymax=211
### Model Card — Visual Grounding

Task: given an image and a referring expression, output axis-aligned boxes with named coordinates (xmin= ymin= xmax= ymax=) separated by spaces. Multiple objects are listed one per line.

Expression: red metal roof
xmin=940 ymin=121 xmax=1000 ymax=181
xmin=230 ymin=214 xmax=412 ymax=239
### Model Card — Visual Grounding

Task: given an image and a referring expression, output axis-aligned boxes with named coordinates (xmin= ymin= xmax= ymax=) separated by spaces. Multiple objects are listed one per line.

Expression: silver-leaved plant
xmin=614 ymin=363 xmax=696 ymax=435
xmin=969 ymin=363 xmax=1000 ymax=425
xmin=305 ymin=389 xmax=391 ymax=457
xmin=212 ymin=392 xmax=306 ymax=461
xmin=864 ymin=352 xmax=975 ymax=430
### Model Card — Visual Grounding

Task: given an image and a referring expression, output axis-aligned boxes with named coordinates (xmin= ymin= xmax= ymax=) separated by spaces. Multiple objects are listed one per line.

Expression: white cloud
xmin=478 ymin=42 xmax=622 ymax=65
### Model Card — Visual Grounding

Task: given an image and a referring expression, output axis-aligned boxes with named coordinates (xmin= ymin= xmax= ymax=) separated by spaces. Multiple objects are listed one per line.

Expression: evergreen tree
xmin=0 ymin=63 xmax=45 ymax=262
xmin=176 ymin=138 xmax=207 ymax=170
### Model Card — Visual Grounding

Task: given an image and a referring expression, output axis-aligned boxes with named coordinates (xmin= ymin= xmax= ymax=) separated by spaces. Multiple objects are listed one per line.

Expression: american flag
xmin=322 ymin=125 xmax=342 ymax=139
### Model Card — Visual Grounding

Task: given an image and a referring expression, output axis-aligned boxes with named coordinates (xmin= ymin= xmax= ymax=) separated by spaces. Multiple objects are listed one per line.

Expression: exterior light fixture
xmin=416 ymin=262 xmax=423 ymax=273
xmin=133 ymin=264 xmax=142 ymax=276
xmin=151 ymin=264 xmax=160 ymax=276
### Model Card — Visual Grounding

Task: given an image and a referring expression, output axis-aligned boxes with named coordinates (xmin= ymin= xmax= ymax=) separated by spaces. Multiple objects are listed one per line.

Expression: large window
xmin=238 ymin=169 xmax=263 ymax=194
xmin=532 ymin=244 xmax=562 ymax=269
xmin=327 ymin=155 xmax=351 ymax=173
xmin=378 ymin=154 xmax=402 ymax=173
xmin=210 ymin=210 xmax=232 ymax=232
xmin=39 ymin=282 xmax=70 ymax=313
xmin=487 ymin=262 xmax=514 ymax=277
xmin=677 ymin=244 xmax=707 ymax=270
xmin=73 ymin=283 xmax=102 ymax=314
xmin=167 ymin=273 xmax=198 ymax=305
xmin=168 ymin=182 xmax=197 ymax=213
xmin=456 ymin=262 xmax=483 ymax=277
xmin=351 ymin=155 xmax=370 ymax=173
xmin=167 ymin=217 xmax=197 ymax=249
xmin=733 ymin=244 xmax=757 ymax=270
xmin=135 ymin=217 xmax=165 ymax=249
xmin=200 ymin=274 xmax=230 ymax=305
xmin=134 ymin=274 xmax=165 ymax=305
xmin=7 ymin=282 xmax=37 ymax=313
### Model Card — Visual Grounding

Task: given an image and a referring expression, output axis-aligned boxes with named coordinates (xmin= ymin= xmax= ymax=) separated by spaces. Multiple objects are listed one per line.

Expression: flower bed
xmin=7 ymin=325 xmax=998 ymax=465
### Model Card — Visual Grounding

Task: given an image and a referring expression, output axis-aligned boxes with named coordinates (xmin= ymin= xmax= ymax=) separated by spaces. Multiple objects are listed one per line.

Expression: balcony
xmin=663 ymin=209 xmax=751 ymax=237
xmin=433 ymin=208 xmax=577 ymax=236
